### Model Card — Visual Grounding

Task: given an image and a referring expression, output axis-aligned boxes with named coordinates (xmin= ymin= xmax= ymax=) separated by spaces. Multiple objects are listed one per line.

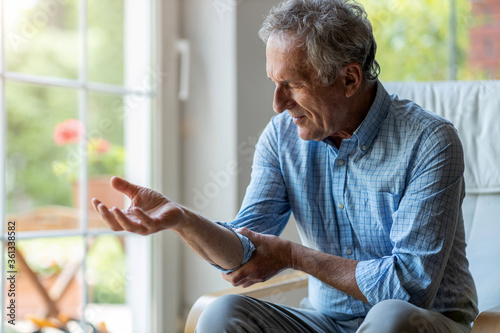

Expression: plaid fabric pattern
xmin=218 ymin=81 xmax=478 ymax=323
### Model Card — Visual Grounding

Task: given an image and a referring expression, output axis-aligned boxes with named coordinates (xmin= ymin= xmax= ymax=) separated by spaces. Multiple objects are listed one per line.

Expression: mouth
xmin=292 ymin=115 xmax=305 ymax=124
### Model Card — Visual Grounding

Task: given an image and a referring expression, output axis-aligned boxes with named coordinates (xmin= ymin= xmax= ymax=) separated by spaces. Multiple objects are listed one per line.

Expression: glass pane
xmin=462 ymin=0 xmax=500 ymax=79
xmin=6 ymin=82 xmax=82 ymax=233
xmin=87 ymin=0 xmax=125 ymax=85
xmin=360 ymin=0 xmax=451 ymax=81
xmin=87 ymin=92 xmax=126 ymax=222
xmin=4 ymin=0 xmax=79 ymax=78
xmin=4 ymin=237 xmax=84 ymax=331
xmin=86 ymin=235 xmax=132 ymax=333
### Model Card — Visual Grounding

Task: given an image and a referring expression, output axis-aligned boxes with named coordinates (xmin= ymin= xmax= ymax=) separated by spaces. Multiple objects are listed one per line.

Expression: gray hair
xmin=259 ymin=0 xmax=380 ymax=85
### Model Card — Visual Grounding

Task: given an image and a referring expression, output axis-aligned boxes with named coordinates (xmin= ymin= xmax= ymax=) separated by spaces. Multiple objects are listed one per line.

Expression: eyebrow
xmin=267 ymin=76 xmax=293 ymax=85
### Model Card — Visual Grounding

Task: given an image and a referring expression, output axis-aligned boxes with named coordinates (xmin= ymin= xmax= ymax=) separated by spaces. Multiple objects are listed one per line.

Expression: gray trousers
xmin=196 ymin=295 xmax=471 ymax=333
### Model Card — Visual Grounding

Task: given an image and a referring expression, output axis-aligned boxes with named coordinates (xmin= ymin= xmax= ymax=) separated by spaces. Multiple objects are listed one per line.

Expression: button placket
xmin=333 ymin=146 xmax=355 ymax=261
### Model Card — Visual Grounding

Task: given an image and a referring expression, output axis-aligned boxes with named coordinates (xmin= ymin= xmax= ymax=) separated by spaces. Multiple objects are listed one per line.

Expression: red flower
xmin=53 ymin=119 xmax=85 ymax=146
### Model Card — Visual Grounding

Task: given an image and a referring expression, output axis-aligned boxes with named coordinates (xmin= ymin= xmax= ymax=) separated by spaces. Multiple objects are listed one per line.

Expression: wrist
xmin=280 ymin=238 xmax=295 ymax=270
xmin=169 ymin=204 xmax=192 ymax=234
xmin=288 ymin=242 xmax=309 ymax=272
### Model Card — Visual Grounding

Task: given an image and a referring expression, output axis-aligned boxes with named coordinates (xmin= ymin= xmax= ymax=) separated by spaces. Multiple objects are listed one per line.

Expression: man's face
xmin=266 ymin=33 xmax=353 ymax=142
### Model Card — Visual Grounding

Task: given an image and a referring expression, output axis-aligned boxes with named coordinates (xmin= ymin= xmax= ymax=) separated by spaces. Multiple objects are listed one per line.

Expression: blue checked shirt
xmin=218 ymin=81 xmax=478 ymax=324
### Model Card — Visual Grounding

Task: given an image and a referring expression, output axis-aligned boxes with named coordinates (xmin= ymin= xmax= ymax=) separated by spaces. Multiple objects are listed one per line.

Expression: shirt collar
xmin=321 ymin=80 xmax=391 ymax=153
xmin=352 ymin=80 xmax=391 ymax=155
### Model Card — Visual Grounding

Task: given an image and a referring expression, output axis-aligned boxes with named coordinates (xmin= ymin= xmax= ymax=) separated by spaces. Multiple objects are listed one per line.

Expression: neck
xmin=330 ymin=81 xmax=378 ymax=148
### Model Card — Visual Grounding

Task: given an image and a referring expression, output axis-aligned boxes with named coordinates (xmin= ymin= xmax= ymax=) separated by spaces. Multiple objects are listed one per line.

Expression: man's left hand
xmin=222 ymin=228 xmax=293 ymax=288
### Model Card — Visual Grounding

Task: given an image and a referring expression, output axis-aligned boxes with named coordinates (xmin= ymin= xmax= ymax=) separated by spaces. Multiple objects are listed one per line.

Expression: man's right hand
xmin=91 ymin=176 xmax=185 ymax=236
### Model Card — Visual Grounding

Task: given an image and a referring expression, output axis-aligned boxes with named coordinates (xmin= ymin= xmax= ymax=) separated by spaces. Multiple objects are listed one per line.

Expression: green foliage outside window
xmin=361 ymin=0 xmax=488 ymax=81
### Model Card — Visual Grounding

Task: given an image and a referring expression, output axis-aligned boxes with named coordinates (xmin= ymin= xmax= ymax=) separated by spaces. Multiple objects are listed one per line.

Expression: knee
xmin=196 ymin=294 xmax=250 ymax=333
xmin=358 ymin=299 xmax=422 ymax=333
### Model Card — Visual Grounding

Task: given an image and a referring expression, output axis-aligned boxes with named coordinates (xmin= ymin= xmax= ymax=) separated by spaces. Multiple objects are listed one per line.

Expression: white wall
xmin=235 ymin=0 xmax=280 ymax=202
xmin=178 ymin=0 xmax=303 ymax=322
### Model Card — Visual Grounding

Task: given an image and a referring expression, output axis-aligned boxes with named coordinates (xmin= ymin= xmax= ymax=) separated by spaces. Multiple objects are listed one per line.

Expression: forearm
xmin=172 ymin=207 xmax=244 ymax=270
xmin=289 ymin=242 xmax=368 ymax=303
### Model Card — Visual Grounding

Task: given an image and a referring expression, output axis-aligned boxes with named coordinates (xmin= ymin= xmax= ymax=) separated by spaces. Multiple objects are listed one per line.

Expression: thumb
xmin=235 ymin=227 xmax=255 ymax=238
xmin=110 ymin=176 xmax=140 ymax=198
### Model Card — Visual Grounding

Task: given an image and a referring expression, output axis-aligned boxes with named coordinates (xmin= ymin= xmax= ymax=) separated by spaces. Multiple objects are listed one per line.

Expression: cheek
xmin=294 ymin=96 xmax=316 ymax=116
xmin=293 ymin=91 xmax=331 ymax=124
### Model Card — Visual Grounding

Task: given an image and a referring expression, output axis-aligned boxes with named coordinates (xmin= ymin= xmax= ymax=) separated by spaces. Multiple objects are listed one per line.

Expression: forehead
xmin=265 ymin=33 xmax=312 ymax=81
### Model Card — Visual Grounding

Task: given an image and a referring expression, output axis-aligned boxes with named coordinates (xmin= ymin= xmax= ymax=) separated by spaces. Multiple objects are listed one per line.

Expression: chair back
xmin=384 ymin=81 xmax=500 ymax=313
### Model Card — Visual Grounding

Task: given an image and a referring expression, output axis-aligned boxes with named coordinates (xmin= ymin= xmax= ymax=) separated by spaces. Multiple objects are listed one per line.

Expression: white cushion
xmin=384 ymin=81 xmax=500 ymax=194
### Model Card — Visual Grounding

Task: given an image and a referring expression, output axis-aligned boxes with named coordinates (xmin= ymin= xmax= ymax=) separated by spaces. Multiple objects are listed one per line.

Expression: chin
xmin=297 ymin=128 xmax=320 ymax=141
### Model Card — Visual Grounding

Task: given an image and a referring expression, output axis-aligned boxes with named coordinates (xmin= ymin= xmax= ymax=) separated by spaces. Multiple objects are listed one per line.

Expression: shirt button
xmin=345 ymin=248 xmax=353 ymax=255
xmin=361 ymin=145 xmax=367 ymax=151
xmin=337 ymin=159 xmax=345 ymax=166
xmin=337 ymin=203 xmax=344 ymax=210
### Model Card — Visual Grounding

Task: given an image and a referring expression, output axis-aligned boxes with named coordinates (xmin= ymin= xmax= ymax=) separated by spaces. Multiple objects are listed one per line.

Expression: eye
xmin=275 ymin=82 xmax=288 ymax=90
xmin=287 ymin=83 xmax=302 ymax=91
xmin=282 ymin=81 xmax=296 ymax=89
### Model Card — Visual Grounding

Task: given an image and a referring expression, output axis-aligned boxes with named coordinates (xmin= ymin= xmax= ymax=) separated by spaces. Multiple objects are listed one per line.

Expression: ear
xmin=341 ymin=62 xmax=363 ymax=98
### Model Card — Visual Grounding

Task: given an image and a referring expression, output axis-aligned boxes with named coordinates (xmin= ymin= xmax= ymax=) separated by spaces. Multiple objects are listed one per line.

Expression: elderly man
xmin=92 ymin=0 xmax=478 ymax=332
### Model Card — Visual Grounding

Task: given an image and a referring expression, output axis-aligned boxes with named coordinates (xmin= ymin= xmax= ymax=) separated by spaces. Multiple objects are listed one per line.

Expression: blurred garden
xmin=6 ymin=0 xmax=125 ymax=213
xmin=362 ymin=0 xmax=488 ymax=81
xmin=4 ymin=0 xmax=130 ymax=327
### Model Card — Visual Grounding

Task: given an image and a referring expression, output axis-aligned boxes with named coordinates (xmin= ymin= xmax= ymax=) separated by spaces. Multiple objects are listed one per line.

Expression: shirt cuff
xmin=210 ymin=222 xmax=256 ymax=274
xmin=355 ymin=256 xmax=410 ymax=304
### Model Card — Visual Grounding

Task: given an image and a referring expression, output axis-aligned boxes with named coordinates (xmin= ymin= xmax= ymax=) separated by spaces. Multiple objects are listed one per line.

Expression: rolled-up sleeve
xmin=209 ymin=222 xmax=256 ymax=273
xmin=356 ymin=123 xmax=465 ymax=308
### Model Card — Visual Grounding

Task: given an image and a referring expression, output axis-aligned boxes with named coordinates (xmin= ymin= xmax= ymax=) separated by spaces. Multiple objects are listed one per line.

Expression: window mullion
xmin=3 ymin=71 xmax=155 ymax=96
xmin=78 ymin=0 xmax=89 ymax=329
xmin=9 ymin=229 xmax=128 ymax=241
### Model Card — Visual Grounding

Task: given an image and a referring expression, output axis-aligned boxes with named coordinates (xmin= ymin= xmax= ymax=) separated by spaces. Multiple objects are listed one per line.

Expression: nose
xmin=273 ymin=84 xmax=296 ymax=113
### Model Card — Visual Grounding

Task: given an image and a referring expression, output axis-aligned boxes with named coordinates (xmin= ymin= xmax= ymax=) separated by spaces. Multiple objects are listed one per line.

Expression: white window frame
xmin=151 ymin=0 xmax=182 ymax=331
xmin=0 ymin=0 xmax=176 ymax=331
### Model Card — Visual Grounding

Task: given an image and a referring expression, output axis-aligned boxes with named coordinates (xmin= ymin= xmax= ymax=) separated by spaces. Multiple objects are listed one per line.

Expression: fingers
xmin=222 ymin=272 xmax=243 ymax=286
xmin=131 ymin=207 xmax=157 ymax=232
xmin=95 ymin=202 xmax=124 ymax=232
xmin=110 ymin=176 xmax=140 ymax=198
xmin=92 ymin=197 xmax=157 ymax=235
xmin=223 ymin=271 xmax=244 ymax=286
xmin=235 ymin=227 xmax=254 ymax=238
xmin=110 ymin=208 xmax=149 ymax=235
xmin=223 ymin=260 xmax=263 ymax=287
xmin=91 ymin=198 xmax=100 ymax=211
xmin=223 ymin=270 xmax=264 ymax=288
